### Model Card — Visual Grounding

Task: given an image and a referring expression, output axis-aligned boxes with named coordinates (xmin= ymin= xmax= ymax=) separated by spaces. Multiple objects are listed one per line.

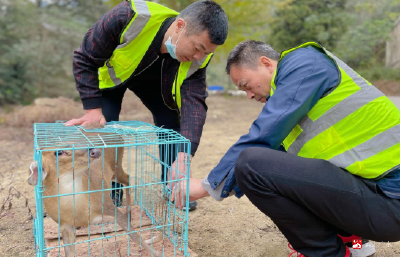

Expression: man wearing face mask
xmin=66 ymin=0 xmax=229 ymax=209
xmin=172 ymin=40 xmax=400 ymax=256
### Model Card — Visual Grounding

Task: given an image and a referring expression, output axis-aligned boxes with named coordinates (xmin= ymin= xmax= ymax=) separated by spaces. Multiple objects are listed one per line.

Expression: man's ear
xmin=259 ymin=56 xmax=276 ymax=74
xmin=175 ymin=18 xmax=186 ymax=31
xmin=28 ymin=161 xmax=48 ymax=185
xmin=259 ymin=56 xmax=272 ymax=68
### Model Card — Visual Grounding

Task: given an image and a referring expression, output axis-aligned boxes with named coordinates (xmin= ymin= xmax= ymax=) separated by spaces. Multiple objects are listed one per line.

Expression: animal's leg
xmin=113 ymin=165 xmax=131 ymax=215
xmin=115 ymin=208 xmax=161 ymax=257
xmin=61 ymin=223 xmax=75 ymax=257
xmin=114 ymin=166 xmax=130 ymax=185
xmin=125 ymin=184 xmax=132 ymax=217
xmin=111 ymin=170 xmax=132 ymax=218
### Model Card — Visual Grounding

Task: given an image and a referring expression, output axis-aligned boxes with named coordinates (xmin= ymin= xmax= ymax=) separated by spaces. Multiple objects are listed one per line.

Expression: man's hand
xmin=170 ymin=178 xmax=209 ymax=210
xmin=168 ymin=152 xmax=192 ymax=189
xmin=65 ymin=108 xmax=106 ymax=126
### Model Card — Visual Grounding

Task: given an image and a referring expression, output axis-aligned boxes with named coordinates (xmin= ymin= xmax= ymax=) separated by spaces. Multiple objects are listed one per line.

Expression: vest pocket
xmin=112 ymin=52 xmax=134 ymax=69
xmin=98 ymin=66 xmax=108 ymax=81
xmin=312 ymin=127 xmax=363 ymax=173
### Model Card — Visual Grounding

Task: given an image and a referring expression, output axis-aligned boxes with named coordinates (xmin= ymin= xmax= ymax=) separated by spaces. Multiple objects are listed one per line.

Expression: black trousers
xmin=235 ymin=147 xmax=400 ymax=257
xmin=102 ymin=85 xmax=180 ymax=180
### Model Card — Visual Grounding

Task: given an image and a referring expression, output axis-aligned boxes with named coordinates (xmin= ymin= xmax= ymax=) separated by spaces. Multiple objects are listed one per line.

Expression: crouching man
xmin=173 ymin=40 xmax=400 ymax=257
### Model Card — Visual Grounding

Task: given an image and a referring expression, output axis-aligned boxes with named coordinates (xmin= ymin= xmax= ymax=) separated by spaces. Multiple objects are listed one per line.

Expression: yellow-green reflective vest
xmin=270 ymin=42 xmax=400 ymax=179
xmin=98 ymin=0 xmax=213 ymax=109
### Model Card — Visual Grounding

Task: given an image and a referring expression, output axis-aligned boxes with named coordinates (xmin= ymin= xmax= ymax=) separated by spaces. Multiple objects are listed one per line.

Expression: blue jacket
xmin=207 ymin=45 xmax=400 ymax=199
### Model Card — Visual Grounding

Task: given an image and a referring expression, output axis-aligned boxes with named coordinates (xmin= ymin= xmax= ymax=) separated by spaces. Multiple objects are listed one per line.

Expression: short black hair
xmin=178 ymin=1 xmax=228 ymax=45
xmin=226 ymin=40 xmax=280 ymax=74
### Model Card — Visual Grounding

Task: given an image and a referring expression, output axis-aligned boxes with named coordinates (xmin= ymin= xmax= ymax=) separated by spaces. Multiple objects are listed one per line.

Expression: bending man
xmin=66 ymin=0 xmax=228 ymax=210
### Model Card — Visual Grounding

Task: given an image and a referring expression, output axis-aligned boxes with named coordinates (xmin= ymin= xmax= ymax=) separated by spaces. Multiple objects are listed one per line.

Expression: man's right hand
xmin=65 ymin=108 xmax=106 ymax=126
xmin=170 ymin=178 xmax=209 ymax=210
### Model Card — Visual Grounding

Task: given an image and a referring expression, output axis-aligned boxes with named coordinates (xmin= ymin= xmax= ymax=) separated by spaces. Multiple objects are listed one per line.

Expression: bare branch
xmin=0 ymin=185 xmax=33 ymax=221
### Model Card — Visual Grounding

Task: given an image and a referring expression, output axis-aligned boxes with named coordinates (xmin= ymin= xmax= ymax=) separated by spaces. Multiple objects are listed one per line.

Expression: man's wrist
xmin=82 ymin=97 xmax=102 ymax=110
xmin=200 ymin=184 xmax=210 ymax=198
xmin=177 ymin=152 xmax=193 ymax=160
xmin=85 ymin=108 xmax=102 ymax=114
xmin=201 ymin=177 xmax=225 ymax=201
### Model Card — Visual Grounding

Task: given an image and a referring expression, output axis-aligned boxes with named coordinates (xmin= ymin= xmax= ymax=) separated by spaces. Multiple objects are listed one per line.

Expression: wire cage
xmin=30 ymin=121 xmax=192 ymax=257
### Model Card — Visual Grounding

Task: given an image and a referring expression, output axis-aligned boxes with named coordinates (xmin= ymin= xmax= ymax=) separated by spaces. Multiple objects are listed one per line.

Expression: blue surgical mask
xmin=164 ymin=25 xmax=185 ymax=60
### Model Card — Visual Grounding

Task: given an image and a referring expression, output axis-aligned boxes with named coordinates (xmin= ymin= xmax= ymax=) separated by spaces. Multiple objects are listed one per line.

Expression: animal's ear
xmin=28 ymin=161 xmax=48 ymax=185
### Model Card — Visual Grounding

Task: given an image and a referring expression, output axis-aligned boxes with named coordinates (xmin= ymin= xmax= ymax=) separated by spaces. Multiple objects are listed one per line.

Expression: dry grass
xmin=2 ymin=93 xmax=400 ymax=256
xmin=0 ymin=93 xmax=153 ymax=141
xmin=1 ymin=81 xmax=399 ymax=129
xmin=1 ymin=97 xmax=84 ymax=127
xmin=0 ymin=93 xmax=153 ymax=127
xmin=0 ymin=97 xmax=84 ymax=141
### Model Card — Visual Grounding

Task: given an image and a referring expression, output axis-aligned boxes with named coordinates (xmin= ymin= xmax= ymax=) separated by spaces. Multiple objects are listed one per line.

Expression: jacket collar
xmin=135 ymin=17 xmax=176 ymax=74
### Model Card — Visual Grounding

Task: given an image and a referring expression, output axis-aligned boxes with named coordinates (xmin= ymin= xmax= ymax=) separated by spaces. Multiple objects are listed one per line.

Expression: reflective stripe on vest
xmin=98 ymin=0 xmax=212 ymax=109
xmin=172 ymin=53 xmax=213 ymax=109
xmin=271 ymin=42 xmax=400 ymax=179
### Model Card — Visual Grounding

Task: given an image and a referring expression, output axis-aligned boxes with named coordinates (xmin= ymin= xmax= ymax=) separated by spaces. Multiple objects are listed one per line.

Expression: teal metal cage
xmin=31 ymin=121 xmax=191 ymax=256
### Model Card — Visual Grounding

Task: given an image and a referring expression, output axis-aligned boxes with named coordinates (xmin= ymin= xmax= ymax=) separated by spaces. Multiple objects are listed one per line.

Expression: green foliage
xmin=0 ymin=0 xmax=39 ymax=104
xmin=0 ymin=41 xmax=37 ymax=105
xmin=154 ymin=0 xmax=196 ymax=12
xmin=1 ymin=0 xmax=400 ymax=104
xmin=269 ymin=0 xmax=348 ymax=52
xmin=153 ymin=0 xmax=276 ymax=62
xmin=333 ymin=0 xmax=400 ymax=68
xmin=214 ymin=0 xmax=275 ymax=59
xmin=40 ymin=0 xmax=109 ymax=24
xmin=358 ymin=67 xmax=400 ymax=82
xmin=0 ymin=0 xmax=89 ymax=105
xmin=104 ymin=0 xmax=126 ymax=9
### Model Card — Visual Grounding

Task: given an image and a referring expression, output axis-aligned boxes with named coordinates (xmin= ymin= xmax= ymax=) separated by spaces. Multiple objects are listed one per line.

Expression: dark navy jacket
xmin=73 ymin=2 xmax=208 ymax=155
xmin=206 ymin=45 xmax=400 ymax=199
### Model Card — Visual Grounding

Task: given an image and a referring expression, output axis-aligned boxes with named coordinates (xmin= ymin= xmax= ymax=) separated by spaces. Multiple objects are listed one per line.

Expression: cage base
xmin=41 ymin=206 xmax=197 ymax=257
xmin=45 ymin=230 xmax=198 ymax=257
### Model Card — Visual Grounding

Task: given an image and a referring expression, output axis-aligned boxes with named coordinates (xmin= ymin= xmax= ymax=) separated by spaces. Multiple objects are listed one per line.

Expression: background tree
xmin=269 ymin=0 xmax=347 ymax=52
xmin=334 ymin=0 xmax=400 ymax=68
xmin=206 ymin=0 xmax=276 ymax=87
xmin=0 ymin=0 xmax=399 ymax=106
xmin=0 ymin=0 xmax=89 ymax=105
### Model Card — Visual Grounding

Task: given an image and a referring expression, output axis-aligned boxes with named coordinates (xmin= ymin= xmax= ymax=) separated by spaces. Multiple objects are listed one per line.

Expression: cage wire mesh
xmin=31 ymin=121 xmax=191 ymax=257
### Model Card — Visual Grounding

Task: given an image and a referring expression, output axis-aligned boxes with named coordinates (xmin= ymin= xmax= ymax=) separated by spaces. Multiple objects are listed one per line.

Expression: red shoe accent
xmin=288 ymin=243 xmax=307 ymax=257
xmin=338 ymin=234 xmax=361 ymax=244
xmin=345 ymin=245 xmax=352 ymax=257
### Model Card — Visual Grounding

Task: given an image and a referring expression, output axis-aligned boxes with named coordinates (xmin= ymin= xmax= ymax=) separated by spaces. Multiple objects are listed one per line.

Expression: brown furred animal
xmin=28 ymin=124 xmax=160 ymax=257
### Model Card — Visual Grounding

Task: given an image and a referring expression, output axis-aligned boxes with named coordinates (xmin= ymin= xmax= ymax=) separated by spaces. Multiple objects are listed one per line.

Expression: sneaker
xmin=288 ymin=243 xmax=352 ymax=257
xmin=111 ymin=181 xmax=123 ymax=207
xmin=339 ymin=234 xmax=376 ymax=257
xmin=346 ymin=240 xmax=376 ymax=257
xmin=182 ymin=201 xmax=197 ymax=211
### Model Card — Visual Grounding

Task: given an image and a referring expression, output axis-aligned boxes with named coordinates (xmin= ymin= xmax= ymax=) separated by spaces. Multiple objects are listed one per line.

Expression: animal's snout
xmin=89 ymin=148 xmax=101 ymax=159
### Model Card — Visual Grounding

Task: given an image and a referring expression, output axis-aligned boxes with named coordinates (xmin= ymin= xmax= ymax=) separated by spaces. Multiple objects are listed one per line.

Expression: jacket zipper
xmin=160 ymin=59 xmax=177 ymax=111
xmin=133 ymin=56 xmax=159 ymax=77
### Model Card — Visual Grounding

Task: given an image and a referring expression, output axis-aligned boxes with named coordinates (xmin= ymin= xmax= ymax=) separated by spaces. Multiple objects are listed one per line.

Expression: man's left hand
xmin=168 ymin=152 xmax=192 ymax=189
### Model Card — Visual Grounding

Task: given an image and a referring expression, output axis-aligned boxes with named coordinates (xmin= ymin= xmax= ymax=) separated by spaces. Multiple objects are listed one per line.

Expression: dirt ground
xmin=1 ymin=90 xmax=400 ymax=257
